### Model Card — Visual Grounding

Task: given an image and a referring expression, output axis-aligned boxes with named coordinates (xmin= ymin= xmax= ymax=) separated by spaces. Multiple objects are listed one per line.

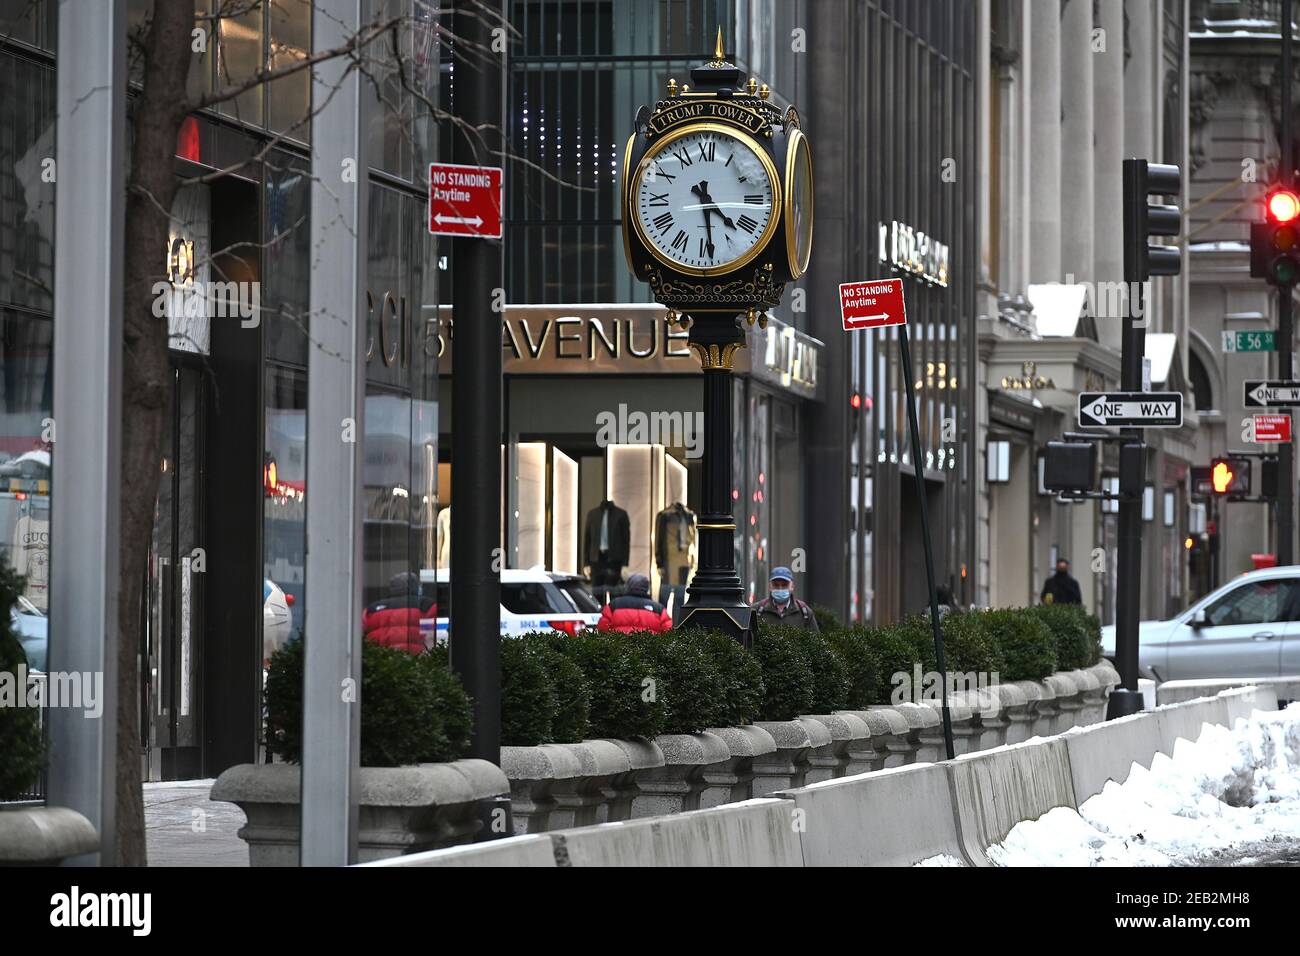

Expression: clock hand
xmin=693 ymin=180 xmax=736 ymax=230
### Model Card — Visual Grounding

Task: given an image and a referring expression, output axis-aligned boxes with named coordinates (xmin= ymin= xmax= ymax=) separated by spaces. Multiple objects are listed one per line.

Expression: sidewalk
xmin=144 ymin=780 xmax=248 ymax=867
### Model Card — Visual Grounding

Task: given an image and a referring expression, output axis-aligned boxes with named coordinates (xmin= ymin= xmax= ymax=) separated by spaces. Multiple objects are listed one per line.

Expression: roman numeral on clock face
xmin=648 ymin=191 xmax=670 ymax=207
xmin=672 ymin=148 xmax=694 ymax=168
xmin=744 ymin=194 xmax=765 ymax=205
xmin=652 ymin=211 xmax=674 ymax=231
xmin=653 ymin=163 xmax=675 ymax=183
xmin=737 ymin=214 xmax=759 ymax=234
xmin=697 ymin=141 xmax=715 ymax=163
xmin=671 ymin=230 xmax=688 ymax=252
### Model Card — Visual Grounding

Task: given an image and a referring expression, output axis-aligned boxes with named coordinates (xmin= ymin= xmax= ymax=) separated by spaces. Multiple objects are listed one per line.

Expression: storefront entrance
xmin=143 ymin=365 xmax=206 ymax=781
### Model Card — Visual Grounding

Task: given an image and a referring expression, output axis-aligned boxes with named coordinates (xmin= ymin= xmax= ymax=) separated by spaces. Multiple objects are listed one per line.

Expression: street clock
xmin=618 ymin=30 xmax=815 ymax=646
xmin=622 ymin=31 xmax=813 ymax=316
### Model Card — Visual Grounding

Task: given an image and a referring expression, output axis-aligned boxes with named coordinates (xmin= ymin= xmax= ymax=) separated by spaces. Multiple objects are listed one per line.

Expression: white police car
xmin=420 ymin=567 xmax=599 ymax=643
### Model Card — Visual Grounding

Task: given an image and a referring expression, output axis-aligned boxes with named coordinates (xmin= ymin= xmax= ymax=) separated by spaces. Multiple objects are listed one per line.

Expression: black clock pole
xmin=677 ymin=311 xmax=756 ymax=646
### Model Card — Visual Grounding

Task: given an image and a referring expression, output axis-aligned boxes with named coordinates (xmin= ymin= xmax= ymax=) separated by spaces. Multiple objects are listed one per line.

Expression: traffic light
xmin=1209 ymin=456 xmax=1251 ymax=497
xmin=1123 ymin=160 xmax=1182 ymax=283
xmin=1250 ymin=187 xmax=1300 ymax=286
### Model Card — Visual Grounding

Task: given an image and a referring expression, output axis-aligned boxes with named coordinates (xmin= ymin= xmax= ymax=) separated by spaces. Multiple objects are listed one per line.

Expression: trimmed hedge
xmin=626 ymin=631 xmax=727 ymax=734
xmin=549 ymin=630 xmax=666 ymax=739
xmin=941 ymin=609 xmax=1005 ymax=677
xmin=978 ymin=608 xmax=1058 ymax=681
xmin=828 ymin=627 xmax=881 ymax=709
xmin=752 ymin=626 xmax=816 ymax=720
xmin=0 ymin=563 xmax=42 ymax=800
xmin=812 ymin=604 xmax=845 ymax=636
xmin=265 ymin=637 xmax=473 ymax=766
xmin=683 ymin=628 xmax=764 ymax=727
xmin=1029 ymin=603 xmax=1103 ymax=670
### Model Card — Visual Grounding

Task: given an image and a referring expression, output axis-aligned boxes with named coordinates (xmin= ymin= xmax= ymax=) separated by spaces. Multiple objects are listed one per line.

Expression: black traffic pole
xmin=1109 ymin=159 xmax=1152 ymax=719
xmin=1278 ymin=0 xmax=1294 ymax=566
xmin=450 ymin=0 xmax=504 ymax=766
xmin=897 ymin=323 xmax=955 ymax=761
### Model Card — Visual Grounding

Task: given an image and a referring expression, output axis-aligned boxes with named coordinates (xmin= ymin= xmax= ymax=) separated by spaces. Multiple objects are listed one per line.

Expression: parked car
xmin=1100 ymin=565 xmax=1300 ymax=682
xmin=12 ymin=594 xmax=46 ymax=672
xmin=419 ymin=568 xmax=596 ymax=643
xmin=547 ymin=572 xmax=603 ymax=631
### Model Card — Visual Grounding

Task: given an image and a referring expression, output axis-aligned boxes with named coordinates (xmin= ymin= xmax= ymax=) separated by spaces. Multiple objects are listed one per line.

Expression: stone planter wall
xmin=0 ymin=805 xmax=98 ymax=866
xmin=210 ymin=759 xmax=509 ymax=866
xmin=494 ymin=664 xmax=1118 ymax=831
xmin=631 ymin=732 xmax=730 ymax=818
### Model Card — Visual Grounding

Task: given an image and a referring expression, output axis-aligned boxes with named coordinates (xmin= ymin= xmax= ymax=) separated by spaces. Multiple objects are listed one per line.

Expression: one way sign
xmin=1078 ymin=391 xmax=1184 ymax=428
xmin=1244 ymin=380 xmax=1300 ymax=407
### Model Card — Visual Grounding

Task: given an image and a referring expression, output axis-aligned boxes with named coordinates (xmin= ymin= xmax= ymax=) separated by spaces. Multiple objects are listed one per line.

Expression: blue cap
xmin=769 ymin=566 xmax=794 ymax=583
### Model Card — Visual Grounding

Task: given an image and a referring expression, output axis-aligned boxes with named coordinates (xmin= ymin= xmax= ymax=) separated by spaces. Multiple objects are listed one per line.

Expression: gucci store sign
xmin=433 ymin=305 xmax=823 ymax=400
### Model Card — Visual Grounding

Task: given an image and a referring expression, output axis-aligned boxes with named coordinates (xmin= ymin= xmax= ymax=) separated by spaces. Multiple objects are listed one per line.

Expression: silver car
xmin=1101 ymin=565 xmax=1300 ymax=682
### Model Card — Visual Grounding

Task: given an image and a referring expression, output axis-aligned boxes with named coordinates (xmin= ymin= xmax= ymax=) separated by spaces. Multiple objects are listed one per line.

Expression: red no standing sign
xmin=429 ymin=162 xmax=503 ymax=238
xmin=840 ymin=278 xmax=906 ymax=330
xmin=1254 ymin=414 xmax=1292 ymax=443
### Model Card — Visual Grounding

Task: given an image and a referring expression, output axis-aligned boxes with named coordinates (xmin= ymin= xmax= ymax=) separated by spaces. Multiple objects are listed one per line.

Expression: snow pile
xmin=988 ymin=704 xmax=1300 ymax=867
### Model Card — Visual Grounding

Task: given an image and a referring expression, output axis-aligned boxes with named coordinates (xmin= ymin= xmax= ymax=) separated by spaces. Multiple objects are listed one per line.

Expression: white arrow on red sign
xmin=840 ymin=278 xmax=906 ymax=331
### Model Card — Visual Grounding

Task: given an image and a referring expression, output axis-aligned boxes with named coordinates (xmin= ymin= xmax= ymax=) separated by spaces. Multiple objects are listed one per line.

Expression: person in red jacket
xmin=362 ymin=571 xmax=434 ymax=654
xmin=597 ymin=572 xmax=672 ymax=634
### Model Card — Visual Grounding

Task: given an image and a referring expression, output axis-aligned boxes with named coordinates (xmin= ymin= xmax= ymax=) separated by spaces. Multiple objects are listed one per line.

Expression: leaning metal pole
xmin=898 ymin=324 xmax=955 ymax=760
xmin=301 ymin=0 xmax=368 ymax=866
xmin=48 ymin=0 xmax=127 ymax=866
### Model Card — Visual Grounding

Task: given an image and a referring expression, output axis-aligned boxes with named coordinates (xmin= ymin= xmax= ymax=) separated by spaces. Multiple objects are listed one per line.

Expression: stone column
xmin=1094 ymin=0 xmax=1126 ymax=323
xmin=1060 ymin=0 xmax=1096 ymax=296
xmin=1029 ymin=0 xmax=1061 ymax=284
xmin=1123 ymin=0 xmax=1157 ymax=161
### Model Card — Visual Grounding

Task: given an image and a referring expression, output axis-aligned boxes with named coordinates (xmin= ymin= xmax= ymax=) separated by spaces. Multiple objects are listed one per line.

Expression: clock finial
xmin=714 ymin=26 xmax=725 ymax=61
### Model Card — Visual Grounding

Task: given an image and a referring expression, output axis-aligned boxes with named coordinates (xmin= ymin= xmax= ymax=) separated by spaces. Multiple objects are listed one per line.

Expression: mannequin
xmin=436 ymin=506 xmax=451 ymax=569
xmin=583 ymin=499 xmax=630 ymax=586
xmin=654 ymin=501 xmax=696 ymax=606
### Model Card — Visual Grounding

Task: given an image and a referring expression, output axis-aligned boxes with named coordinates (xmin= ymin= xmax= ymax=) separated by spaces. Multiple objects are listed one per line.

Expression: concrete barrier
xmin=946 ymin=736 xmax=1077 ymax=867
xmin=548 ymin=798 xmax=802 ymax=867
xmin=364 ymin=833 xmax=558 ymax=867
xmin=776 ymin=763 xmax=964 ymax=866
xmin=1157 ymin=678 xmax=1294 ymax=709
xmin=1061 ymin=710 xmax=1167 ymax=803
xmin=361 ymin=686 xmax=1284 ymax=868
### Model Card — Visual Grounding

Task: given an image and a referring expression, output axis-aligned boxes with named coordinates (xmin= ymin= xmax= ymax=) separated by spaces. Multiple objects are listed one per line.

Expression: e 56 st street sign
xmin=1244 ymin=380 xmax=1300 ymax=407
xmin=1222 ymin=330 xmax=1275 ymax=352
xmin=1078 ymin=391 xmax=1184 ymax=428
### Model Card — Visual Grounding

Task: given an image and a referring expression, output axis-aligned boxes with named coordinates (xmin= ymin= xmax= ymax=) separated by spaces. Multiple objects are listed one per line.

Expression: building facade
xmin=973 ymin=0 xmax=1195 ymax=625
xmin=1186 ymin=0 xmax=1295 ymax=587
xmin=1 ymin=0 xmax=441 ymax=779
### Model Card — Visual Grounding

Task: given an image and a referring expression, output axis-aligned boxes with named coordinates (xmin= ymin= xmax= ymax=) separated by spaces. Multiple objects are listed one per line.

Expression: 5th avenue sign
xmin=1244 ymin=380 xmax=1300 ymax=407
xmin=1078 ymin=391 xmax=1184 ymax=428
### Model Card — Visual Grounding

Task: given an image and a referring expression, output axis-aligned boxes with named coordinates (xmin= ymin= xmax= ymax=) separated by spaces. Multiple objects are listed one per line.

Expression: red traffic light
xmin=1268 ymin=189 xmax=1300 ymax=224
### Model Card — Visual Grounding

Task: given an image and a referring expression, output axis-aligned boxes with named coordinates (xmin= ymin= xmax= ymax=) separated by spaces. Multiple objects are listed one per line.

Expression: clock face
xmin=785 ymin=130 xmax=814 ymax=278
xmin=631 ymin=125 xmax=779 ymax=275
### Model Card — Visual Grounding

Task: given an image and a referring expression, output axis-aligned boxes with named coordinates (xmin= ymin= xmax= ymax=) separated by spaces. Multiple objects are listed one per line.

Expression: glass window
xmin=216 ymin=0 xmax=264 ymax=126
xmin=500 ymin=580 xmax=570 ymax=614
xmin=267 ymin=0 xmax=311 ymax=138
xmin=555 ymin=576 xmax=600 ymax=612
xmin=0 ymin=0 xmax=40 ymax=44
xmin=264 ymin=365 xmax=306 ymax=646
xmin=1204 ymin=580 xmax=1300 ymax=628
xmin=0 ymin=54 xmax=55 ymax=314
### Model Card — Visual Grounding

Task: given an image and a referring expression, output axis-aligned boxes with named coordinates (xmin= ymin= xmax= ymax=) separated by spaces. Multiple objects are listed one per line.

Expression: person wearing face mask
xmin=753 ymin=567 xmax=819 ymax=631
xmin=1040 ymin=558 xmax=1083 ymax=606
